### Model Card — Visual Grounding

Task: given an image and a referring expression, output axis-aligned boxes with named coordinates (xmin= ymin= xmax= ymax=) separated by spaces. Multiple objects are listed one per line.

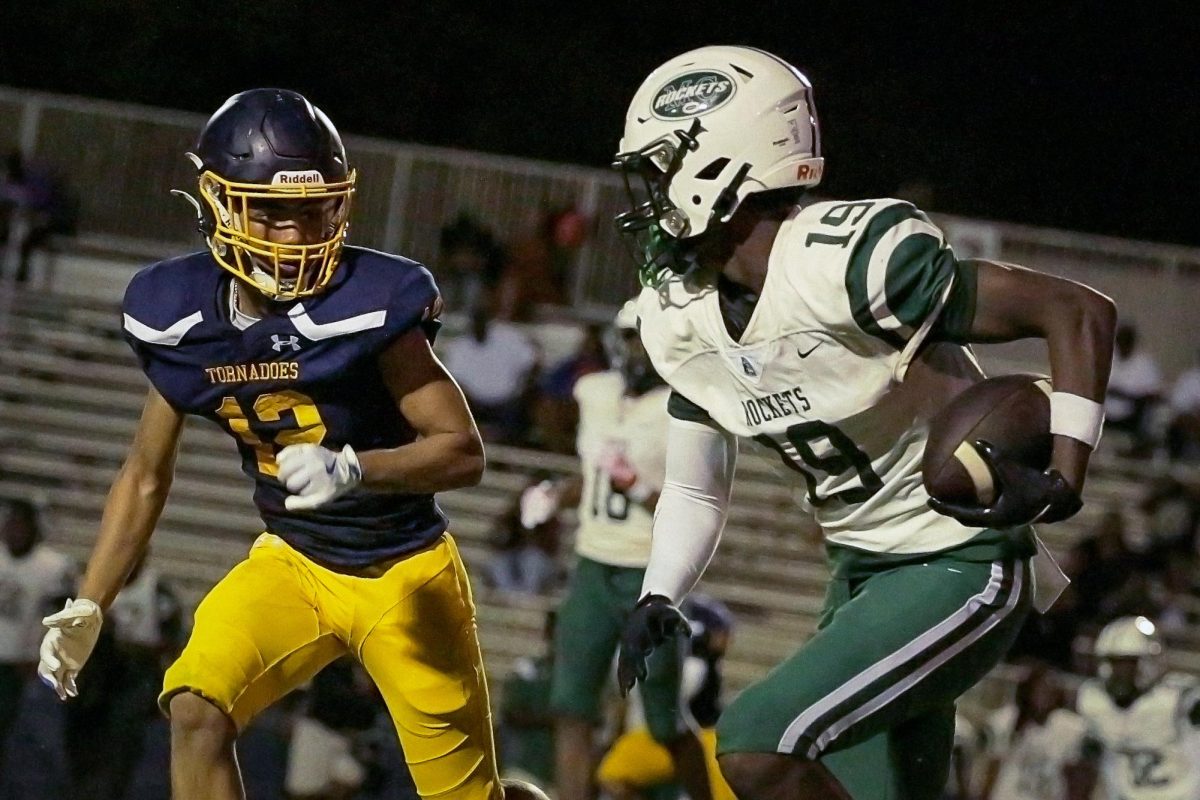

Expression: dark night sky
xmin=3 ymin=2 xmax=1198 ymax=244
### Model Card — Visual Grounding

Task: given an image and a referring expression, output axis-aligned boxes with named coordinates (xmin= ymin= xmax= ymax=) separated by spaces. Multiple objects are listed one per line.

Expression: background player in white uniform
xmin=979 ymin=663 xmax=1088 ymax=800
xmin=611 ymin=46 xmax=1116 ymax=800
xmin=0 ymin=499 xmax=73 ymax=769
xmin=521 ymin=303 xmax=712 ymax=800
xmin=1075 ymin=616 xmax=1200 ymax=800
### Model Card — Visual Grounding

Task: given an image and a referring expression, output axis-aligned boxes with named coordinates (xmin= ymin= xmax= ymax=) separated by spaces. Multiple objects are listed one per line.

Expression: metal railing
xmin=3 ymin=85 xmax=1199 ymax=369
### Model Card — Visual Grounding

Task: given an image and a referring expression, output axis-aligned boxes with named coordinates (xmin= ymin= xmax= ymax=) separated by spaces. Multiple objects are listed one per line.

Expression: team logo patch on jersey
xmin=651 ymin=71 xmax=735 ymax=120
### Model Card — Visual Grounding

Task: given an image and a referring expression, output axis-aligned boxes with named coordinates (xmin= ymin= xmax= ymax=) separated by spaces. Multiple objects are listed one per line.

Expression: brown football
xmin=922 ymin=374 xmax=1054 ymax=506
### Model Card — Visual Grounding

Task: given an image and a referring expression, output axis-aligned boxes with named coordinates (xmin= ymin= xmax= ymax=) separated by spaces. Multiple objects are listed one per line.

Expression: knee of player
xmin=718 ymin=751 xmax=813 ymax=798
xmin=168 ymin=691 xmax=236 ymax=744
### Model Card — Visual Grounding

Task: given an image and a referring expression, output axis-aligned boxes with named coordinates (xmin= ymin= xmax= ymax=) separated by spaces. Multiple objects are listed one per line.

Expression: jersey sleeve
xmin=843 ymin=201 xmax=976 ymax=349
xmin=381 ymin=264 xmax=444 ymax=346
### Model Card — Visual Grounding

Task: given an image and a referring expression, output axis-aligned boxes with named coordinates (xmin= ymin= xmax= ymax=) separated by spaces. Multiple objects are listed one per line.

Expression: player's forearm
xmin=78 ymin=463 xmax=173 ymax=609
xmin=968 ymin=260 xmax=1117 ymax=489
xmin=640 ymin=419 xmax=737 ymax=602
xmin=357 ymin=431 xmax=485 ymax=493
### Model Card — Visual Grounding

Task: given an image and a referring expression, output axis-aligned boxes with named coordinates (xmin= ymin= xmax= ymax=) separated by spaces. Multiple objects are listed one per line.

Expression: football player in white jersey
xmin=522 ymin=303 xmax=713 ymax=800
xmin=1075 ymin=616 xmax=1200 ymax=800
xmin=611 ymin=46 xmax=1116 ymax=800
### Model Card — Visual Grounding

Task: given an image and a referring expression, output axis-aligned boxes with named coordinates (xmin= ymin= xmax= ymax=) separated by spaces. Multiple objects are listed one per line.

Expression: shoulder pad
xmin=299 ymin=247 xmax=443 ymax=345
xmin=122 ymin=253 xmax=217 ymax=347
xmin=573 ymin=370 xmax=622 ymax=405
xmin=635 ymin=281 xmax=717 ymax=382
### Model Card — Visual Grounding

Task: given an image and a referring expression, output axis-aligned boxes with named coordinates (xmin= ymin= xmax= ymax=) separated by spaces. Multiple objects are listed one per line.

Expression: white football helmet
xmin=614 ymin=46 xmax=823 ymax=282
xmin=1095 ymin=615 xmax=1164 ymax=695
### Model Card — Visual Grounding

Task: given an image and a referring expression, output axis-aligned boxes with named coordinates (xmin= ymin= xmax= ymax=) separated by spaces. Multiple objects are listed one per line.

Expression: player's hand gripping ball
xmin=923 ymin=375 xmax=1081 ymax=527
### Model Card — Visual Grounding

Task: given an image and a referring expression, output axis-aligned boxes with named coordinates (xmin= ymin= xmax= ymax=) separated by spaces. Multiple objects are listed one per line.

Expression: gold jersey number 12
xmin=217 ymin=390 xmax=328 ymax=477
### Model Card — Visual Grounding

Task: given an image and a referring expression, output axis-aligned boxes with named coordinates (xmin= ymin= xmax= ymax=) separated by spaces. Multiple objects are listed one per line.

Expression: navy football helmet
xmin=183 ymin=89 xmax=356 ymax=300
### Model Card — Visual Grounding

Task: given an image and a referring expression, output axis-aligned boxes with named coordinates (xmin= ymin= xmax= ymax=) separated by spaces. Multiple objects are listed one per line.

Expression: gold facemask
xmin=197 ymin=168 xmax=357 ymax=300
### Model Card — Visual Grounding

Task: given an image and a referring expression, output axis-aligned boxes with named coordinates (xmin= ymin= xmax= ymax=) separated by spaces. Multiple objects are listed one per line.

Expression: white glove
xmin=39 ymin=598 xmax=103 ymax=700
xmin=277 ymin=443 xmax=363 ymax=511
xmin=519 ymin=480 xmax=559 ymax=529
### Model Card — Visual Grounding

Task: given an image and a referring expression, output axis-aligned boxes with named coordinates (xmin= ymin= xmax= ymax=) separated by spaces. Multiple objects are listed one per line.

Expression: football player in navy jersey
xmin=35 ymin=89 xmax=543 ymax=800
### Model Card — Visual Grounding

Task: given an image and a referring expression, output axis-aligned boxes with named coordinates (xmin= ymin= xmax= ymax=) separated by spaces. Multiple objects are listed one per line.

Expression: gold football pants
xmin=161 ymin=532 xmax=500 ymax=799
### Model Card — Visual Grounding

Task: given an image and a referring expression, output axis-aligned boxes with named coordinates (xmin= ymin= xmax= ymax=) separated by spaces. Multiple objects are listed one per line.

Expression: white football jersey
xmin=985 ymin=706 xmax=1088 ymax=800
xmin=637 ymin=198 xmax=984 ymax=553
xmin=0 ymin=544 xmax=74 ymax=662
xmin=573 ymin=371 xmax=670 ymax=567
xmin=1077 ymin=674 xmax=1200 ymax=800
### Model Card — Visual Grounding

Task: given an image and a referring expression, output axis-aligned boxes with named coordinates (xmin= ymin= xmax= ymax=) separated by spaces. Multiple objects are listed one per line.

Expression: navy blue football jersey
xmin=121 ymin=246 xmax=449 ymax=568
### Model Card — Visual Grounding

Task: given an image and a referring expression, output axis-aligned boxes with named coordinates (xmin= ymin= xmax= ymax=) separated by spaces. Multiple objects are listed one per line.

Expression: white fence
xmin=2 ymin=85 xmax=1198 ymax=372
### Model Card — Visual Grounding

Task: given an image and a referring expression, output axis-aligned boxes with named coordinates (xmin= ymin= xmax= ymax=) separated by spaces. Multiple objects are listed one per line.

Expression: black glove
xmin=617 ymin=594 xmax=691 ymax=696
xmin=928 ymin=440 xmax=1083 ymax=527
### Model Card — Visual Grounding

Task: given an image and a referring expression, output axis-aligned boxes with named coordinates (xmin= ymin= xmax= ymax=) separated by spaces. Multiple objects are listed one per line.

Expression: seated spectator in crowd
xmin=438 ymin=213 xmax=504 ymax=315
xmin=978 ymin=662 xmax=1088 ymax=800
xmin=533 ymin=324 xmax=609 ymax=454
xmin=285 ymin=658 xmax=385 ymax=800
xmin=442 ymin=302 xmax=540 ymax=444
xmin=0 ymin=499 xmax=73 ymax=774
xmin=495 ymin=207 xmax=588 ymax=321
xmin=484 ymin=479 xmax=562 ymax=595
xmin=499 ymin=612 xmax=558 ymax=788
xmin=1166 ymin=349 xmax=1200 ymax=462
xmin=63 ymin=552 xmax=183 ymax=800
xmin=0 ymin=151 xmax=76 ymax=283
xmin=1105 ymin=324 xmax=1163 ymax=457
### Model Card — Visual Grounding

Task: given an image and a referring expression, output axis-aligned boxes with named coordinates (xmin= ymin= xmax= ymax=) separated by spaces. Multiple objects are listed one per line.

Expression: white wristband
xmin=1049 ymin=391 xmax=1105 ymax=449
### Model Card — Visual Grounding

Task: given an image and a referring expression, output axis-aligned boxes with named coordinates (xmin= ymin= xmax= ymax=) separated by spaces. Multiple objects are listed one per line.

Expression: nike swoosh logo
xmin=797 ymin=342 xmax=823 ymax=358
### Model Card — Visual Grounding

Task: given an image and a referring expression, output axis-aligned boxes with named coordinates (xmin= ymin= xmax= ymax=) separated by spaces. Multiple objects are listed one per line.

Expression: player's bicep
xmin=379 ymin=328 xmax=478 ymax=438
xmin=963 ymin=259 xmax=1102 ymax=343
xmin=125 ymin=386 xmax=185 ymax=478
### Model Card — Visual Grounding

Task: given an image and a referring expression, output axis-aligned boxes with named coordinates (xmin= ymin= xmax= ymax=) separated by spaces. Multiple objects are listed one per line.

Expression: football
xmin=922 ymin=374 xmax=1054 ymax=506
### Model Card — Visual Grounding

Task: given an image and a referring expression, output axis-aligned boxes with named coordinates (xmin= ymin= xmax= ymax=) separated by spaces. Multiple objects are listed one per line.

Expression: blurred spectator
xmin=0 ymin=499 xmax=73 ymax=773
xmin=63 ymin=553 xmax=182 ymax=800
xmin=533 ymin=324 xmax=609 ymax=454
xmin=1137 ymin=476 xmax=1200 ymax=559
xmin=978 ymin=662 xmax=1087 ymax=800
xmin=495 ymin=207 xmax=588 ymax=321
xmin=285 ymin=658 xmax=385 ymax=800
xmin=442 ymin=303 xmax=540 ymax=444
xmin=438 ymin=213 xmax=504 ymax=314
xmin=0 ymin=151 xmax=76 ymax=283
xmin=485 ymin=479 xmax=562 ymax=595
xmin=498 ymin=612 xmax=558 ymax=787
xmin=1070 ymin=508 xmax=1140 ymax=623
xmin=1105 ymin=324 xmax=1163 ymax=457
xmin=1166 ymin=349 xmax=1200 ymax=462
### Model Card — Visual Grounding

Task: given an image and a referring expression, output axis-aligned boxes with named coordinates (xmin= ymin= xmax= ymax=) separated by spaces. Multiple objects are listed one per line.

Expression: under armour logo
xmin=271 ymin=334 xmax=301 ymax=352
